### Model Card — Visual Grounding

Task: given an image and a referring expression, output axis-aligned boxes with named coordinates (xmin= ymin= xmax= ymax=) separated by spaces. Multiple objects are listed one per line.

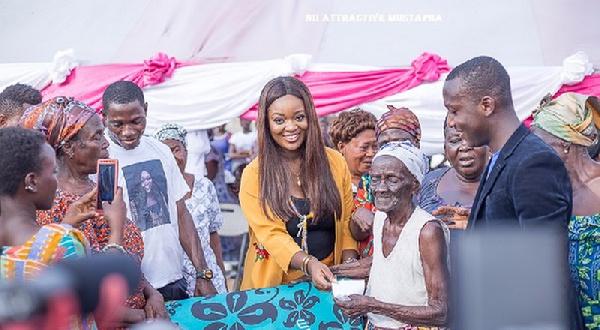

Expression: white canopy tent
xmin=1 ymin=0 xmax=598 ymax=159
xmin=1 ymin=0 xmax=598 ymax=68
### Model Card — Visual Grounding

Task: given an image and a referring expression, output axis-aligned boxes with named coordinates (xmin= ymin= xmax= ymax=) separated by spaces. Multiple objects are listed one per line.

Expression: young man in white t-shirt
xmin=102 ymin=81 xmax=217 ymax=300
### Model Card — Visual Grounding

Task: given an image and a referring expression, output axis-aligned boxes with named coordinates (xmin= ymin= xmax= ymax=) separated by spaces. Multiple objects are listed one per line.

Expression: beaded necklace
xmin=289 ymin=198 xmax=314 ymax=253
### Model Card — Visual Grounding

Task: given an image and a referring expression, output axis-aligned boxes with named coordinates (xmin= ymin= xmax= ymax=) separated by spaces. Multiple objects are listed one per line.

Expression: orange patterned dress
xmin=354 ymin=173 xmax=376 ymax=257
xmin=37 ymin=189 xmax=147 ymax=309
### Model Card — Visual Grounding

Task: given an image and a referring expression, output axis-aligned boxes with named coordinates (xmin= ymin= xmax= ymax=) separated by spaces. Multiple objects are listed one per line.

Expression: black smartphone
xmin=96 ymin=159 xmax=118 ymax=214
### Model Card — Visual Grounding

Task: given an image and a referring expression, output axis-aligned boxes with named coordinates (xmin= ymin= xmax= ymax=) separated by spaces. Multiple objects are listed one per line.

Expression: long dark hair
xmin=257 ymin=76 xmax=342 ymax=223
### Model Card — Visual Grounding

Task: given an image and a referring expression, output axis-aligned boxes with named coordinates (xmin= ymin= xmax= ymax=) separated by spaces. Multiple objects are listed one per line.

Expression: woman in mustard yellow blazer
xmin=240 ymin=77 xmax=358 ymax=291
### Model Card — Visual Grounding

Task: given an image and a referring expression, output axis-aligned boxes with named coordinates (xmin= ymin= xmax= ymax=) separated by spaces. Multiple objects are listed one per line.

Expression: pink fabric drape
xmin=554 ymin=73 xmax=600 ymax=98
xmin=41 ymin=53 xmax=183 ymax=112
xmin=241 ymin=52 xmax=451 ymax=119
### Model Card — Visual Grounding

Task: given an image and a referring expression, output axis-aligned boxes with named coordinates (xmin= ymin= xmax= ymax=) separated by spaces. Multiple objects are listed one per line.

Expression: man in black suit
xmin=443 ymin=56 xmax=571 ymax=229
xmin=443 ymin=56 xmax=583 ymax=329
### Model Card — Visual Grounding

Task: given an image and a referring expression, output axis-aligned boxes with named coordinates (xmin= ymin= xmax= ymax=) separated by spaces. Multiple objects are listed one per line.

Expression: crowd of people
xmin=0 ymin=55 xmax=598 ymax=329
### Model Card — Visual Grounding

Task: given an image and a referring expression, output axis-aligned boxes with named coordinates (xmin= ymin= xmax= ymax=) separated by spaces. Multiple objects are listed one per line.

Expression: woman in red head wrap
xmin=20 ymin=96 xmax=168 ymax=326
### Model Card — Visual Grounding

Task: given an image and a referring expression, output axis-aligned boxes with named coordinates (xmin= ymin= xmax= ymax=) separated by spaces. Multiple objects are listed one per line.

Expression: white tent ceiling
xmin=1 ymin=0 xmax=599 ymax=69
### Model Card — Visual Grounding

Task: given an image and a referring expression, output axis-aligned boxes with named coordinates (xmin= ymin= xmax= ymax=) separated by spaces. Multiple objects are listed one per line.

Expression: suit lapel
xmin=469 ymin=157 xmax=507 ymax=227
xmin=468 ymin=166 xmax=488 ymax=228
xmin=468 ymin=124 xmax=530 ymax=229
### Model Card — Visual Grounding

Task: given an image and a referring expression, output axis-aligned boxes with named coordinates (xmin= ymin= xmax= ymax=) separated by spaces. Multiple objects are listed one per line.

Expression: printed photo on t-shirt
xmin=123 ymin=159 xmax=171 ymax=231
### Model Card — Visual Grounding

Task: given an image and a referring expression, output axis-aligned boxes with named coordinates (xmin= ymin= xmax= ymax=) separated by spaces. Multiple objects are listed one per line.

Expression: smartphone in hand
xmin=96 ymin=159 xmax=118 ymax=215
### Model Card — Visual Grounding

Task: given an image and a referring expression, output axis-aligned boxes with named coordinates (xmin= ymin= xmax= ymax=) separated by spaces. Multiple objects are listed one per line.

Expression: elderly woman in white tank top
xmin=335 ymin=141 xmax=450 ymax=329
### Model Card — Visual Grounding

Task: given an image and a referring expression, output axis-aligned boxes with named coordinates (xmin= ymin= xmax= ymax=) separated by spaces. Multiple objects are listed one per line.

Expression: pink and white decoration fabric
xmin=0 ymin=51 xmax=597 ymax=155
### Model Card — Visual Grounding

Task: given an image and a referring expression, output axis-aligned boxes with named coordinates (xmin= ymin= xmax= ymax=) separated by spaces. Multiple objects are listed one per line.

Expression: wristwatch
xmin=196 ymin=268 xmax=214 ymax=280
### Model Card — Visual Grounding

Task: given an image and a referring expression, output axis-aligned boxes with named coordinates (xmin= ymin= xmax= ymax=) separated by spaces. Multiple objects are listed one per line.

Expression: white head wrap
xmin=153 ymin=123 xmax=187 ymax=147
xmin=373 ymin=141 xmax=428 ymax=184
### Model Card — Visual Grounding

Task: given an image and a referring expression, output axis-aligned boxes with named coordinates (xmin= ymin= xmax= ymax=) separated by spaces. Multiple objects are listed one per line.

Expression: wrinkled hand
xmin=195 ymin=278 xmax=218 ymax=297
xmin=63 ymin=188 xmax=98 ymax=227
xmin=308 ymin=259 xmax=337 ymax=291
xmin=144 ymin=291 xmax=169 ymax=319
xmin=120 ymin=308 xmax=146 ymax=326
xmin=102 ymin=187 xmax=126 ymax=234
xmin=351 ymin=208 xmax=375 ymax=234
xmin=335 ymin=294 xmax=373 ymax=319
xmin=432 ymin=206 xmax=470 ymax=230
xmin=330 ymin=257 xmax=372 ymax=279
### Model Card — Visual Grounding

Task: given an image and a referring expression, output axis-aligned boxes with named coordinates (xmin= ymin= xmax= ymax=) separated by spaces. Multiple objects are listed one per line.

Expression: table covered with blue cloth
xmin=166 ymin=282 xmax=364 ymax=329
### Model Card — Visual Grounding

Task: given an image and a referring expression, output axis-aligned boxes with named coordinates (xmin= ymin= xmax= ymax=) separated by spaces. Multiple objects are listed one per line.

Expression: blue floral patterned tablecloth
xmin=166 ymin=282 xmax=364 ymax=329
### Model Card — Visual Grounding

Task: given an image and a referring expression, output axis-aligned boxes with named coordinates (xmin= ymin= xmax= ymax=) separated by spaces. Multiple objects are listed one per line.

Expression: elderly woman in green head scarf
xmin=531 ymin=92 xmax=600 ymax=329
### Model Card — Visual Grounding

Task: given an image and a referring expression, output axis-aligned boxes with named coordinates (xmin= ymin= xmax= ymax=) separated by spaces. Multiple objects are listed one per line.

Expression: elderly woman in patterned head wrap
xmin=154 ymin=123 xmax=228 ymax=295
xmin=531 ymin=92 xmax=600 ymax=329
xmin=344 ymin=105 xmax=424 ymax=260
xmin=20 ymin=96 xmax=169 ymax=325
xmin=335 ymin=141 xmax=450 ymax=329
xmin=376 ymin=105 xmax=422 ymax=148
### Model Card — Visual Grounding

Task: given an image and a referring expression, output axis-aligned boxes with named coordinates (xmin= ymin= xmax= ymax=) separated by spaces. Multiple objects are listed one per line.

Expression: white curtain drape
xmin=142 ymin=54 xmax=312 ymax=132
xmin=0 ymin=49 xmax=77 ymax=91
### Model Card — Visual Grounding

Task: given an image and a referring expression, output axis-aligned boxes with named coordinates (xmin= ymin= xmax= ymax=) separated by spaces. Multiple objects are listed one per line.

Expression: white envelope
xmin=332 ymin=279 xmax=366 ymax=299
